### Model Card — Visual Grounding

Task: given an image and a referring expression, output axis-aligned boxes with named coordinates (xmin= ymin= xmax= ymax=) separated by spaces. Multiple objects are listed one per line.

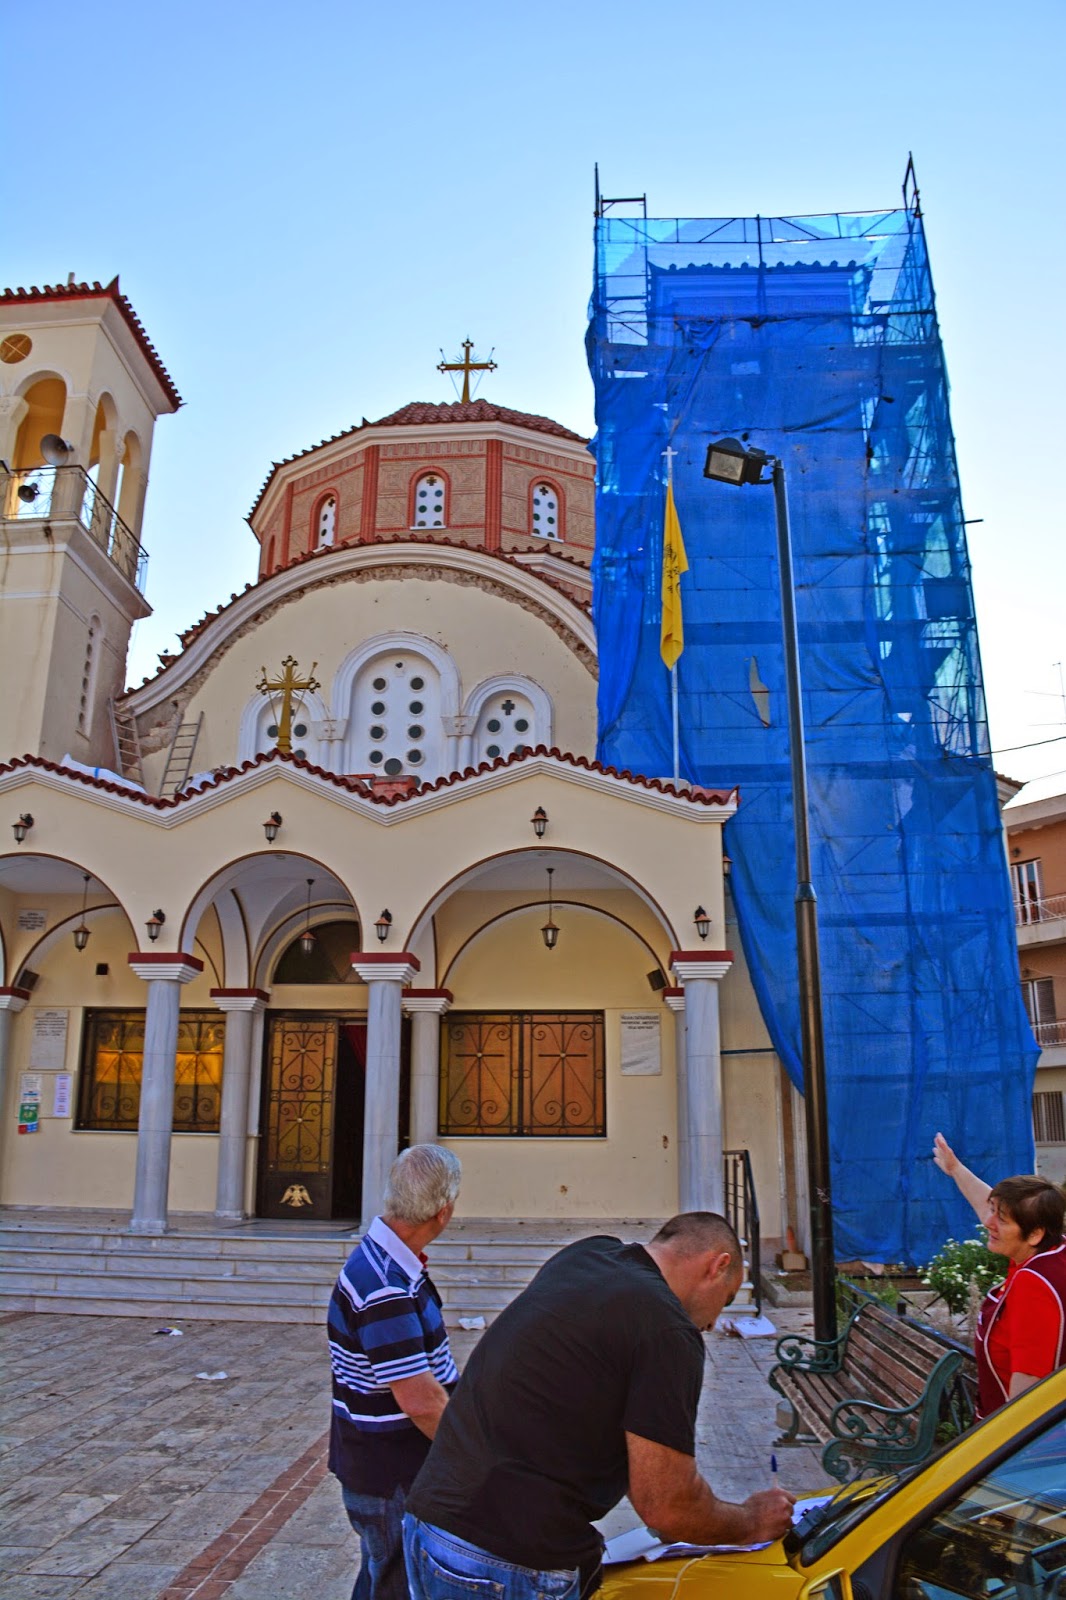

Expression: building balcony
xmin=1015 ymin=893 xmax=1066 ymax=948
xmin=1034 ymin=1018 xmax=1066 ymax=1070
xmin=2 ymin=464 xmax=148 ymax=592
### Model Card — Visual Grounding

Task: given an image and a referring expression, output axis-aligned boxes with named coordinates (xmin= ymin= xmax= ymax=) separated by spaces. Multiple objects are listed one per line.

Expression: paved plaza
xmin=0 ymin=1304 xmax=825 ymax=1600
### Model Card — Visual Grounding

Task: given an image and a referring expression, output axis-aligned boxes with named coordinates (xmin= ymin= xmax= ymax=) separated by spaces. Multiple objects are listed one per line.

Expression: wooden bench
xmin=769 ymin=1298 xmax=977 ymax=1482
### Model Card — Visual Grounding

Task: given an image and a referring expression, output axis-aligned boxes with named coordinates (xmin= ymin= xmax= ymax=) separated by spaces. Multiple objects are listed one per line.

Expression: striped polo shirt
xmin=327 ymin=1214 xmax=458 ymax=1495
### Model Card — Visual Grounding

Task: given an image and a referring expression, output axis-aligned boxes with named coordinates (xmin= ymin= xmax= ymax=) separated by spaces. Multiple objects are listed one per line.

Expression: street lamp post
xmin=704 ymin=437 xmax=837 ymax=1343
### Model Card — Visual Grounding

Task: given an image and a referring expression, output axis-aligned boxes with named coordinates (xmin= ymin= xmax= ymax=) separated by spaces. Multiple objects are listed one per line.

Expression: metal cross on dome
xmin=438 ymin=339 xmax=497 ymax=403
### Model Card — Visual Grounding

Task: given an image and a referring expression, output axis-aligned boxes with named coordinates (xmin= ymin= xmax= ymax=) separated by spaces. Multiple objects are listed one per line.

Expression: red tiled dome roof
xmin=367 ymin=400 xmax=587 ymax=442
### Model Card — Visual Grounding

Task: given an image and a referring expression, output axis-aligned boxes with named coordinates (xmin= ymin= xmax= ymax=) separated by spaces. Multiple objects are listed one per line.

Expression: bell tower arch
xmin=0 ymin=278 xmax=181 ymax=767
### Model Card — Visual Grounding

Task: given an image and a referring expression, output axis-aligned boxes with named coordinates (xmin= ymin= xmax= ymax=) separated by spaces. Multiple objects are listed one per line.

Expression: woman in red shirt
xmin=933 ymin=1132 xmax=1066 ymax=1417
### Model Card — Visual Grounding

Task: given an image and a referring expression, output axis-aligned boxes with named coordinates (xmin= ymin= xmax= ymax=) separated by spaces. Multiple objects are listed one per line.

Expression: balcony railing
xmin=1016 ymin=892 xmax=1066 ymax=927
xmin=3 ymin=464 xmax=148 ymax=592
xmin=1034 ymin=1018 xmax=1066 ymax=1049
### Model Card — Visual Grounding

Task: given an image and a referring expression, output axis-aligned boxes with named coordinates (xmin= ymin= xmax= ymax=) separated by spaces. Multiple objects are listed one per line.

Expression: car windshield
xmin=797 ymin=1469 xmax=914 ymax=1562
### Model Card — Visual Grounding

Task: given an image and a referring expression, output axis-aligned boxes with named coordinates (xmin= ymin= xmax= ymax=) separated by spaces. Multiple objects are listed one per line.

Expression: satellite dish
xmin=40 ymin=434 xmax=74 ymax=466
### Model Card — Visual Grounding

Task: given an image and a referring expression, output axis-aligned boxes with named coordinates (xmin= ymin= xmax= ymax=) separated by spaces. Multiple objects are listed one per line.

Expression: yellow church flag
xmin=659 ymin=477 xmax=688 ymax=669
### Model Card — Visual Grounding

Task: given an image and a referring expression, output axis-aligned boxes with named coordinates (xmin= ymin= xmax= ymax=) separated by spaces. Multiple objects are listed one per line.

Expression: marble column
xmin=670 ymin=950 xmax=734 ymax=1216
xmin=352 ymin=953 xmax=420 ymax=1226
xmin=402 ymin=989 xmax=452 ymax=1145
xmin=127 ymin=954 xmax=203 ymax=1235
xmin=0 ymin=988 xmax=31 ymax=1176
xmin=210 ymin=988 xmax=269 ymax=1220
xmin=662 ymin=987 xmax=692 ymax=1211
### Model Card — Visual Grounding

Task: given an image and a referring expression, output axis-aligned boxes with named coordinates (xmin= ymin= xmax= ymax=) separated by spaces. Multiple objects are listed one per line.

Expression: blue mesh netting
xmin=587 ymin=206 xmax=1038 ymax=1264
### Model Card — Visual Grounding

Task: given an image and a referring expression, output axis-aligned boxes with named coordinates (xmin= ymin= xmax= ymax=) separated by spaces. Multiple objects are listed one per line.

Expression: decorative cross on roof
xmin=257 ymin=655 xmax=320 ymax=755
xmin=438 ymin=339 xmax=497 ymax=403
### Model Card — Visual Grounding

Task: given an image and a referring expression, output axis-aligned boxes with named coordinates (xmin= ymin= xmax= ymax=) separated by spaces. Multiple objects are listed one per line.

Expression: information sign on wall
xmin=620 ymin=1012 xmax=661 ymax=1076
xmin=30 ymin=1009 xmax=69 ymax=1071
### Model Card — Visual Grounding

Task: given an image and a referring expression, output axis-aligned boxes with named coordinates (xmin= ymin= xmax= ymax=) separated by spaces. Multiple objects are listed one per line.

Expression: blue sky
xmin=4 ymin=0 xmax=1063 ymax=788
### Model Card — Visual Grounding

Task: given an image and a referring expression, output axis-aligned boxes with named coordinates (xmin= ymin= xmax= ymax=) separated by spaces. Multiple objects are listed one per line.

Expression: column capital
xmin=0 ymin=986 xmax=31 ymax=1013
xmin=128 ymin=953 xmax=204 ymax=985
xmin=670 ymin=949 xmax=733 ymax=984
xmin=210 ymin=987 xmax=270 ymax=1013
xmin=352 ymin=953 xmax=421 ymax=986
xmin=662 ymin=986 xmax=685 ymax=1014
xmin=403 ymin=988 xmax=453 ymax=1016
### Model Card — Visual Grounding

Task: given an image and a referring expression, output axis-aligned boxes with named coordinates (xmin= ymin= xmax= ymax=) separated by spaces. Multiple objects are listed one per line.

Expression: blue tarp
xmin=588 ymin=206 xmax=1038 ymax=1263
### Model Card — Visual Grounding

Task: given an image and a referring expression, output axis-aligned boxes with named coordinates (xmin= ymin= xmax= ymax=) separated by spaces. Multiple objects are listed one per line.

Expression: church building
xmin=0 ymin=281 xmax=795 ymax=1252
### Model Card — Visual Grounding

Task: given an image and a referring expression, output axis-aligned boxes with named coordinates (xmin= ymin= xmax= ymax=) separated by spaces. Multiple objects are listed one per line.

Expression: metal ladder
xmin=159 ymin=711 xmax=204 ymax=797
xmin=107 ymin=700 xmax=145 ymax=788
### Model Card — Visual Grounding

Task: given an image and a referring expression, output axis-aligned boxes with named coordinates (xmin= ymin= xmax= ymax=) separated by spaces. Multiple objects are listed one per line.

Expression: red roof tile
xmin=0 ymin=277 xmax=181 ymax=408
xmin=0 ymin=748 xmax=737 ymax=813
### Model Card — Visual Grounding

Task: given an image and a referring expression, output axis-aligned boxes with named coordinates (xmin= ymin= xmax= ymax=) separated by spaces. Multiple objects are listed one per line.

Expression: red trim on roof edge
xmin=1 ymin=277 xmax=181 ymax=408
xmin=0 ymin=748 xmax=738 ymax=811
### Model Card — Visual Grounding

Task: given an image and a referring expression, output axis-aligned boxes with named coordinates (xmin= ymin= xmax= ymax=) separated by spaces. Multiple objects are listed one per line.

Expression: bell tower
xmin=0 ymin=277 xmax=180 ymax=770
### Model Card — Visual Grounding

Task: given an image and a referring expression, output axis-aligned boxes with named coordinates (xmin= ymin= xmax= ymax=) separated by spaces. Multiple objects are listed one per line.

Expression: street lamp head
xmin=703 ymin=437 xmax=771 ymax=487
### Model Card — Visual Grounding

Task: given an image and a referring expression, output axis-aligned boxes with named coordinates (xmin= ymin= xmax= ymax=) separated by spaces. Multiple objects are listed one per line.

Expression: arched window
xmin=352 ymin=650 xmax=442 ymax=778
xmin=531 ymin=482 xmax=561 ymax=539
xmin=243 ymin=696 xmax=322 ymax=764
xmin=316 ymin=495 xmax=337 ymax=548
xmin=471 ymin=682 xmax=548 ymax=764
xmin=412 ymin=473 xmax=446 ymax=529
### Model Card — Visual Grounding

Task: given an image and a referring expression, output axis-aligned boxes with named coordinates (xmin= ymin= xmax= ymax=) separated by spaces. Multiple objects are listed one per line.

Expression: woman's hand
xmin=933 ymin=1132 xmax=959 ymax=1177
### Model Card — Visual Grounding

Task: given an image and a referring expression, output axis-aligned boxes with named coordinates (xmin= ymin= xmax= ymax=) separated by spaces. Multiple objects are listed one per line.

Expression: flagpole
xmin=671 ymin=664 xmax=679 ymax=786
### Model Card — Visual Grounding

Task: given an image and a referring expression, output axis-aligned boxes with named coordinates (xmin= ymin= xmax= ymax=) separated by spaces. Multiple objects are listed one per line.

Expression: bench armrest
xmin=773 ymin=1326 xmax=850 ymax=1373
xmin=821 ymin=1351 xmax=963 ymax=1482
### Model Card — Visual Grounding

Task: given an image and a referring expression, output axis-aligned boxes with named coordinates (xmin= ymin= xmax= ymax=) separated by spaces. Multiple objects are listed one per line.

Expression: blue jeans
xmin=403 ymin=1515 xmax=582 ymax=1600
xmin=343 ymin=1483 xmax=408 ymax=1600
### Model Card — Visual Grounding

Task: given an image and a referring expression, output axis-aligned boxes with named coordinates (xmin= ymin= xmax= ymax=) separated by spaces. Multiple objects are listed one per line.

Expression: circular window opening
xmin=267 ymin=723 xmax=279 ymax=738
xmin=486 ymin=744 xmax=501 ymax=758
xmin=515 ymin=718 xmax=529 ymax=732
xmin=373 ymin=677 xmax=387 ymax=691
xmin=410 ymin=677 xmax=425 ymax=691
xmin=383 ymin=757 xmax=403 ymax=776
xmin=487 ymin=718 xmax=501 ymax=733
xmin=407 ymin=724 xmax=423 ymax=739
xmin=293 ymin=723 xmax=307 ymax=738
xmin=0 ymin=334 xmax=32 ymax=364
xmin=369 ymin=750 xmax=383 ymax=764
xmin=370 ymin=725 xmax=386 ymax=740
xmin=407 ymin=749 xmax=423 ymax=764
xmin=409 ymin=700 xmax=423 ymax=714
xmin=294 ymin=748 xmax=307 ymax=760
xmin=371 ymin=700 xmax=386 ymax=715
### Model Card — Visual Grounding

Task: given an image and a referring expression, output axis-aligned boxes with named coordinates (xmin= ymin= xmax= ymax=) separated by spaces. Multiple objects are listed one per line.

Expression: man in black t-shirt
xmin=403 ymin=1212 xmax=794 ymax=1600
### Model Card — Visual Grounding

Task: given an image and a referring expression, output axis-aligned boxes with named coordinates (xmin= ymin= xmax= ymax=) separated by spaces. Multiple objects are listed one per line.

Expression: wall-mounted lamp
xmin=73 ymin=873 xmax=92 ymax=952
xmin=263 ymin=811 xmax=283 ymax=843
xmin=12 ymin=813 xmax=34 ymax=844
xmin=375 ymin=909 xmax=393 ymax=944
xmin=541 ymin=866 xmax=559 ymax=951
xmin=693 ymin=906 xmax=711 ymax=941
xmin=300 ymin=878 xmax=316 ymax=957
xmin=531 ymin=806 xmax=548 ymax=839
xmin=722 ymin=854 xmax=732 ymax=877
xmin=145 ymin=910 xmax=166 ymax=943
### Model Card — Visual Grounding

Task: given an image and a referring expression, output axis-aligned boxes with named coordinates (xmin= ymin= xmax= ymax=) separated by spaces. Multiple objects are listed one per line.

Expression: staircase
xmin=159 ymin=711 xmax=204 ymax=797
xmin=0 ymin=1213 xmax=693 ymax=1326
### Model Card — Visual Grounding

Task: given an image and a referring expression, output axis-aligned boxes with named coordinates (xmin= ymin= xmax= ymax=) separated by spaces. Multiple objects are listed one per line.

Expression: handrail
xmin=723 ymin=1147 xmax=761 ymax=1314
xmin=1016 ymin=892 xmax=1066 ymax=926
xmin=2 ymin=463 xmax=148 ymax=592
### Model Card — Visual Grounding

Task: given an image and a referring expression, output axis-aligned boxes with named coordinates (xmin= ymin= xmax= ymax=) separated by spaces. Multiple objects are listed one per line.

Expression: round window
xmin=515 ymin=718 xmax=529 ymax=732
xmin=0 ymin=334 xmax=32 ymax=364
xmin=407 ymin=724 xmax=423 ymax=739
xmin=487 ymin=718 xmax=501 ymax=733
xmin=407 ymin=749 xmax=423 ymax=764
xmin=371 ymin=700 xmax=386 ymax=715
xmin=410 ymin=676 xmax=425 ymax=690
xmin=370 ymin=725 xmax=386 ymax=740
xmin=267 ymin=723 xmax=279 ymax=738
xmin=384 ymin=757 xmax=403 ymax=776
xmin=293 ymin=723 xmax=307 ymax=738
xmin=373 ymin=677 xmax=387 ymax=690
xmin=294 ymin=748 xmax=307 ymax=760
xmin=369 ymin=750 xmax=383 ymax=764
xmin=487 ymin=744 xmax=501 ymax=758
xmin=409 ymin=700 xmax=423 ymax=714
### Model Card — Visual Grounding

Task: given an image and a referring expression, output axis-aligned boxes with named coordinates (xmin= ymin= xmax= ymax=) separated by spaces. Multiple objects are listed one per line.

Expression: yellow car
xmin=602 ymin=1367 xmax=1066 ymax=1600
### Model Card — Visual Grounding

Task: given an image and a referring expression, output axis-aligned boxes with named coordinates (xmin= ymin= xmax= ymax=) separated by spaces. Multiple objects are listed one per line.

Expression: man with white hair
xmin=328 ymin=1143 xmax=462 ymax=1600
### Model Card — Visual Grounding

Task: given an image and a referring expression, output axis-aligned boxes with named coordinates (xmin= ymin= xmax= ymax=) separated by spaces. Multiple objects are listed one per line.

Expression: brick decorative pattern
xmin=158 ymin=1434 xmax=328 ymax=1600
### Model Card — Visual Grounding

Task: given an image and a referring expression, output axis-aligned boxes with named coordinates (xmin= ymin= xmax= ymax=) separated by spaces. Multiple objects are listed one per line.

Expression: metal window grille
xmin=440 ymin=1012 xmax=605 ymax=1137
xmin=1033 ymin=1090 xmax=1066 ymax=1145
xmin=77 ymin=1009 xmax=225 ymax=1132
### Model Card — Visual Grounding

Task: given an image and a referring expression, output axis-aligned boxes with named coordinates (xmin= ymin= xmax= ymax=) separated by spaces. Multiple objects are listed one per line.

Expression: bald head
xmin=651 ymin=1212 xmax=743 ymax=1268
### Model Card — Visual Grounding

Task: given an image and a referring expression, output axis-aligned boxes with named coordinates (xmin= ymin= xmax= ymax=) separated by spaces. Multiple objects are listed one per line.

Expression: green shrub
xmin=921 ymin=1232 xmax=1004 ymax=1314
